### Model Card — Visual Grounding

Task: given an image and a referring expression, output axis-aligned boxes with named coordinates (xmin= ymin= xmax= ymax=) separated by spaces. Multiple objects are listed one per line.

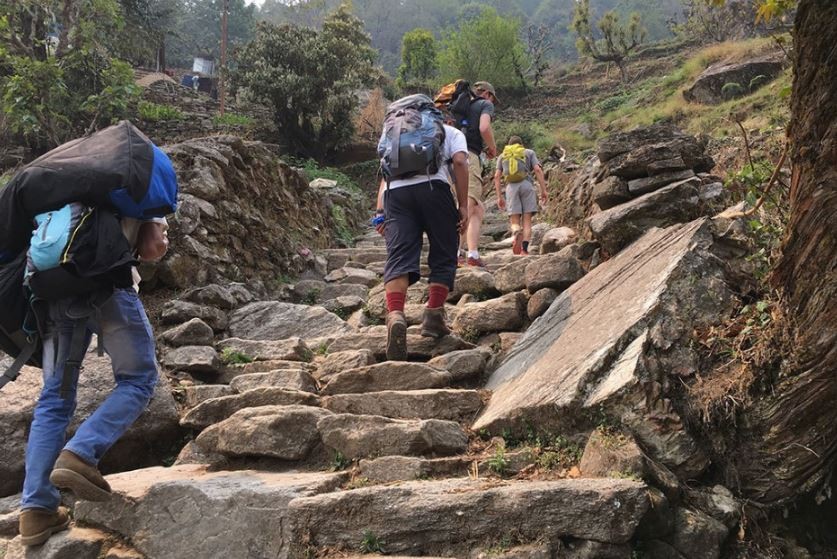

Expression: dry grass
xmin=354 ymin=87 xmax=386 ymax=143
xmin=689 ymin=296 xmax=789 ymax=425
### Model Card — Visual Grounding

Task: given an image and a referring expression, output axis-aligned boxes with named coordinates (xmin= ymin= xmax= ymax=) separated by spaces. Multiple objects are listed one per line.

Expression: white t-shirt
xmin=385 ymin=125 xmax=467 ymax=189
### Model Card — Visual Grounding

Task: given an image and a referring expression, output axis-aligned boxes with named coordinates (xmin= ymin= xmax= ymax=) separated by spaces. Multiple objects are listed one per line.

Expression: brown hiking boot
xmin=385 ymin=311 xmax=408 ymax=361
xmin=19 ymin=506 xmax=71 ymax=546
xmin=421 ymin=307 xmax=450 ymax=339
xmin=49 ymin=450 xmax=112 ymax=502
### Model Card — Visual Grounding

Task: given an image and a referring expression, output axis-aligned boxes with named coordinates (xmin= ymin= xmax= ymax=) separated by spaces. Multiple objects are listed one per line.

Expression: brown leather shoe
xmin=385 ymin=311 xmax=408 ymax=361
xmin=49 ymin=450 xmax=112 ymax=502
xmin=19 ymin=506 xmax=70 ymax=546
xmin=421 ymin=307 xmax=450 ymax=339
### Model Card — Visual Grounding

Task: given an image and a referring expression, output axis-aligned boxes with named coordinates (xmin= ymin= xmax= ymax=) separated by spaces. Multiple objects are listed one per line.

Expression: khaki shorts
xmin=467 ymin=151 xmax=485 ymax=207
xmin=506 ymin=180 xmax=538 ymax=215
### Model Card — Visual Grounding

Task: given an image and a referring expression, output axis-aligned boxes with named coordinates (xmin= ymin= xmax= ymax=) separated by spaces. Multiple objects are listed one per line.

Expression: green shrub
xmin=212 ymin=113 xmax=255 ymax=127
xmin=285 ymin=157 xmax=363 ymax=194
xmin=220 ymin=348 xmax=253 ymax=365
xmin=137 ymin=100 xmax=183 ymax=122
xmin=721 ymin=82 xmax=745 ymax=99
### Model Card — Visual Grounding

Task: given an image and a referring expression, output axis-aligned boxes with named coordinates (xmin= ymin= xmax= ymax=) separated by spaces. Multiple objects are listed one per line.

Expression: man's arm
xmin=376 ymin=179 xmax=386 ymax=210
xmin=479 ymin=113 xmax=497 ymax=158
xmin=494 ymin=164 xmax=506 ymax=210
xmin=451 ymin=151 xmax=470 ymax=233
xmin=534 ymin=164 xmax=549 ymax=203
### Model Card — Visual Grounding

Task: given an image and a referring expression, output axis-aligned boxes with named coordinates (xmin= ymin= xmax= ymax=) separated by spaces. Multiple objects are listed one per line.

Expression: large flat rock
xmin=0 ymin=349 xmax=180 ymax=498
xmin=586 ymin=177 xmax=702 ymax=255
xmin=286 ymin=478 xmax=650 ymax=554
xmin=74 ymin=465 xmax=346 ymax=559
xmin=475 ymin=219 xmax=739 ymax=479
xmin=228 ymin=301 xmax=353 ymax=341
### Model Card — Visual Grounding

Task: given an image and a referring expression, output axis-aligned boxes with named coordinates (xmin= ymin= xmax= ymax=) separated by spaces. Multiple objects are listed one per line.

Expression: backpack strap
xmin=390 ymin=112 xmax=405 ymax=170
xmin=60 ymin=319 xmax=88 ymax=400
xmin=0 ymin=338 xmax=38 ymax=390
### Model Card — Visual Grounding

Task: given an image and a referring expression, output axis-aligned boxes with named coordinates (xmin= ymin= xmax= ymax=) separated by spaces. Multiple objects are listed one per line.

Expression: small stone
xmin=525 ymin=254 xmax=585 ymax=293
xmin=163 ymin=346 xmax=220 ymax=374
xmin=540 ymin=227 xmax=579 ymax=254
xmin=230 ymin=370 xmax=318 ymax=393
xmin=216 ymin=337 xmax=310 ymax=362
xmin=321 ymin=362 xmax=451 ymax=395
xmin=317 ymin=349 xmax=376 ymax=381
xmin=160 ymin=318 xmax=214 ymax=347
xmin=527 ymin=288 xmax=559 ymax=320
xmin=161 ymin=301 xmax=228 ymax=332
xmin=427 ymin=348 xmax=490 ymax=382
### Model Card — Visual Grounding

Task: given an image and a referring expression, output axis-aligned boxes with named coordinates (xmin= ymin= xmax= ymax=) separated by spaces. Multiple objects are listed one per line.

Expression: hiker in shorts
xmin=494 ymin=136 xmax=548 ymax=255
xmin=458 ymin=81 xmax=498 ymax=268
xmin=375 ymin=127 xmax=470 ymax=361
xmin=19 ymin=219 xmax=169 ymax=546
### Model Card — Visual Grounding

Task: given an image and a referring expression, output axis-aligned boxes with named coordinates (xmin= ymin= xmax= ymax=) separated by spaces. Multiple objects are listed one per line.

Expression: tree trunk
xmin=737 ymin=0 xmax=837 ymax=506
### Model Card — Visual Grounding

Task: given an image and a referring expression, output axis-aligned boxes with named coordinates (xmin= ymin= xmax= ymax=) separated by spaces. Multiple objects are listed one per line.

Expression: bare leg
xmin=385 ymin=276 xmax=409 ymax=295
xmin=522 ymin=213 xmax=533 ymax=243
xmin=466 ymin=197 xmax=484 ymax=253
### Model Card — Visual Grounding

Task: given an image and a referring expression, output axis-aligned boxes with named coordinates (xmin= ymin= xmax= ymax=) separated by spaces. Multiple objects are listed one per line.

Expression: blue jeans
xmin=21 ymin=288 xmax=158 ymax=511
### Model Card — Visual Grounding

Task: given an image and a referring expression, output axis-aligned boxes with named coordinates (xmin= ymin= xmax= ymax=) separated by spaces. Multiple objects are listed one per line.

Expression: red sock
xmin=386 ymin=291 xmax=406 ymax=312
xmin=427 ymin=284 xmax=449 ymax=309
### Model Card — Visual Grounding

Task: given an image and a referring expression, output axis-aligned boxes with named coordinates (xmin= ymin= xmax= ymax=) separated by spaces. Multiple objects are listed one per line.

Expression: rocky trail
xmin=0 ymin=126 xmax=772 ymax=558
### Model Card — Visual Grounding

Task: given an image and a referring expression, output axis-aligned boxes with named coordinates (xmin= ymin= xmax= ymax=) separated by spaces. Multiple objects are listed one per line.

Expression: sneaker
xmin=466 ymin=257 xmax=486 ymax=268
xmin=421 ymin=306 xmax=450 ymax=339
xmin=457 ymin=254 xmax=466 ymax=267
xmin=511 ymin=229 xmax=523 ymax=255
xmin=49 ymin=450 xmax=112 ymax=502
xmin=385 ymin=311 xmax=408 ymax=361
xmin=19 ymin=506 xmax=71 ymax=546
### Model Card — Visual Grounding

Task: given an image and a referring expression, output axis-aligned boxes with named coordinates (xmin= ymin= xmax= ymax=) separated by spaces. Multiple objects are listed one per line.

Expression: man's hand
xmin=458 ymin=206 xmax=469 ymax=235
xmin=485 ymin=144 xmax=497 ymax=159
xmin=137 ymin=221 xmax=169 ymax=262
xmin=497 ymin=196 xmax=506 ymax=210
xmin=539 ymin=190 xmax=549 ymax=206
xmin=375 ymin=222 xmax=386 ymax=236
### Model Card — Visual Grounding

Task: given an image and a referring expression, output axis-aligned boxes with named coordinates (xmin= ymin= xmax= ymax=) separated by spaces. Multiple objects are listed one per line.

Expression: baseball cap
xmin=473 ymin=81 xmax=499 ymax=104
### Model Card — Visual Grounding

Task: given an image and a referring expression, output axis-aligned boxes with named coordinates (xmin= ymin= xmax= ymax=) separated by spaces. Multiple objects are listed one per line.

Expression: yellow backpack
xmin=502 ymin=144 xmax=528 ymax=183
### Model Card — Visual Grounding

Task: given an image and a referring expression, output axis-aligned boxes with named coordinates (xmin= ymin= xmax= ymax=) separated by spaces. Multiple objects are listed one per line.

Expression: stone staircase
xmin=0 ymin=125 xmax=747 ymax=559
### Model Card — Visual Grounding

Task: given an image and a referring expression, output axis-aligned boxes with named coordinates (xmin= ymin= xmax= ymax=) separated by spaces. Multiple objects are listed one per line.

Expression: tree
xmin=232 ymin=3 xmax=378 ymax=159
xmin=572 ymin=0 xmax=647 ymax=83
xmin=437 ymin=7 xmax=530 ymax=90
xmin=0 ymin=0 xmax=138 ymax=149
xmin=167 ymin=0 xmax=256 ymax=69
xmin=675 ymin=0 xmax=759 ymax=43
xmin=396 ymin=28 xmax=438 ymax=92
xmin=524 ymin=24 xmax=553 ymax=88
xmin=732 ymin=0 xmax=836 ymax=507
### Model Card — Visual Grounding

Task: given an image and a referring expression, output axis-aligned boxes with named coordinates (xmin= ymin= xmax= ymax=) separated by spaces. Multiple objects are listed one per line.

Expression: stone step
xmin=358 ymin=448 xmax=536 ymax=484
xmin=320 ymin=362 xmax=453 ymax=395
xmin=326 ymin=329 xmax=474 ymax=360
xmin=181 ymin=388 xmax=321 ymax=430
xmin=72 ymin=466 xmax=347 ymax=559
xmin=318 ymin=414 xmax=469 ymax=460
xmin=3 ymin=526 xmax=121 ymax=559
xmin=285 ymin=478 xmax=650 ymax=556
xmin=321 ymin=389 xmax=485 ymax=423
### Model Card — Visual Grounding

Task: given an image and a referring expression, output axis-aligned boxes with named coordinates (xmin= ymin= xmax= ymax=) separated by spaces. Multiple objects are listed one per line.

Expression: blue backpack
xmin=378 ymin=94 xmax=446 ymax=181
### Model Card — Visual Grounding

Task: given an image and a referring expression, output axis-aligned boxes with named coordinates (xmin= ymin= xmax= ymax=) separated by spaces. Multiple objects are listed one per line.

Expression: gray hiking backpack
xmin=378 ymin=94 xmax=446 ymax=181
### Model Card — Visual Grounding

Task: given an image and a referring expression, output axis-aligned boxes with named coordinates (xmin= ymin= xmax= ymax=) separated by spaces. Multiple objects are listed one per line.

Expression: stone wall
xmin=143 ymin=135 xmax=367 ymax=291
xmin=137 ymin=79 xmax=278 ymax=146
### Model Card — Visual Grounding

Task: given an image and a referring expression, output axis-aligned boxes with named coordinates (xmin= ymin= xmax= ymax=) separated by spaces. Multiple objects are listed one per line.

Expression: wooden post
xmin=219 ymin=0 xmax=229 ymax=115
